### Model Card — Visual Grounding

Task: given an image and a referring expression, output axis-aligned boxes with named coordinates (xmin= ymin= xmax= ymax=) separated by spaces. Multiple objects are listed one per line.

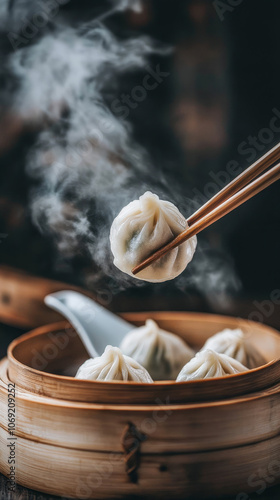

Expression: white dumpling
xmin=176 ymin=349 xmax=248 ymax=381
xmin=75 ymin=345 xmax=153 ymax=382
xmin=120 ymin=319 xmax=194 ymax=380
xmin=201 ymin=328 xmax=266 ymax=369
xmin=110 ymin=191 xmax=197 ymax=282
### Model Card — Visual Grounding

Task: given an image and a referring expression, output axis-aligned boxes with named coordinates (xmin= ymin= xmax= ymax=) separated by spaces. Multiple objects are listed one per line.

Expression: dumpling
xmin=75 ymin=345 xmax=153 ymax=382
xmin=120 ymin=319 xmax=194 ymax=380
xmin=176 ymin=349 xmax=248 ymax=381
xmin=201 ymin=328 xmax=266 ymax=369
xmin=110 ymin=191 xmax=197 ymax=282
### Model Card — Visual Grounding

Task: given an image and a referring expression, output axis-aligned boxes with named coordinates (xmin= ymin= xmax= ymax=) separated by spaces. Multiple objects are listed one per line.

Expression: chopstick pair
xmin=132 ymin=142 xmax=280 ymax=276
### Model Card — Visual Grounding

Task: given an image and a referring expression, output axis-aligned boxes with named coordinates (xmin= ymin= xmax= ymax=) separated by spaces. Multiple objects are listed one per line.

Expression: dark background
xmin=0 ymin=0 xmax=279 ymax=313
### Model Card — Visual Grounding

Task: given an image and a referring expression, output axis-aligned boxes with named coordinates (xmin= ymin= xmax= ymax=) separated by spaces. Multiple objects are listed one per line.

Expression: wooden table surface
xmin=1 ymin=473 xmax=280 ymax=500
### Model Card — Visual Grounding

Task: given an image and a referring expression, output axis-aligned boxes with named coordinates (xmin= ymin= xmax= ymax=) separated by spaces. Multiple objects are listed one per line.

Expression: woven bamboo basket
xmin=1 ymin=311 xmax=280 ymax=499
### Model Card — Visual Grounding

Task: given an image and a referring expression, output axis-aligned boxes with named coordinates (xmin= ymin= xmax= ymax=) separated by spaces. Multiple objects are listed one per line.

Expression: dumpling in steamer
xmin=201 ymin=328 xmax=266 ymax=369
xmin=75 ymin=345 xmax=153 ymax=382
xmin=120 ymin=319 xmax=194 ymax=380
xmin=110 ymin=191 xmax=197 ymax=282
xmin=176 ymin=349 xmax=248 ymax=381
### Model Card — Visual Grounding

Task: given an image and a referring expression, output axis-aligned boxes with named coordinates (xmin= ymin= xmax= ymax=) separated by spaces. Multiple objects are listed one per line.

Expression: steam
xmin=8 ymin=17 xmax=165 ymax=287
xmin=5 ymin=2 xmax=241 ymax=301
xmin=0 ymin=0 xmax=143 ymax=31
xmin=176 ymin=244 xmax=241 ymax=310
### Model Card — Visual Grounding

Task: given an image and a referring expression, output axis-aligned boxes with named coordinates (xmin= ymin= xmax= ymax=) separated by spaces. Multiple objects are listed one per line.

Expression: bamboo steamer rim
xmin=8 ymin=313 xmax=280 ymax=388
xmin=1 ymin=357 xmax=280 ymax=412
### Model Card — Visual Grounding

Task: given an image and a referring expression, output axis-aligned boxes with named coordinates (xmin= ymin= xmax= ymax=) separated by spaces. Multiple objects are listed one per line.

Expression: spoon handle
xmin=45 ymin=291 xmax=133 ymax=357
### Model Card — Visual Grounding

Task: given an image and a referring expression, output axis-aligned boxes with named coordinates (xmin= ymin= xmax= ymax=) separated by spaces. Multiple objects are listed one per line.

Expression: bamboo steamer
xmin=0 ymin=312 xmax=280 ymax=499
xmin=6 ymin=313 xmax=280 ymax=404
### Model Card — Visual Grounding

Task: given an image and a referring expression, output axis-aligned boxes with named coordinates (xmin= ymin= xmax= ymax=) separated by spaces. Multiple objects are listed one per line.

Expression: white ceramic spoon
xmin=44 ymin=291 xmax=133 ymax=358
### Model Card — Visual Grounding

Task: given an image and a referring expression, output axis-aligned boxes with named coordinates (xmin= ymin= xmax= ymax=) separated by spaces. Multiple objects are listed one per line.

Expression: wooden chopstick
xmin=132 ymin=161 xmax=280 ymax=275
xmin=188 ymin=141 xmax=280 ymax=225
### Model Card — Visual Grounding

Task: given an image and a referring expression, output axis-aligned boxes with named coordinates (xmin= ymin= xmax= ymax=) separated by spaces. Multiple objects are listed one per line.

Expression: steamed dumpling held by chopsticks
xmin=110 ymin=191 xmax=197 ymax=282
